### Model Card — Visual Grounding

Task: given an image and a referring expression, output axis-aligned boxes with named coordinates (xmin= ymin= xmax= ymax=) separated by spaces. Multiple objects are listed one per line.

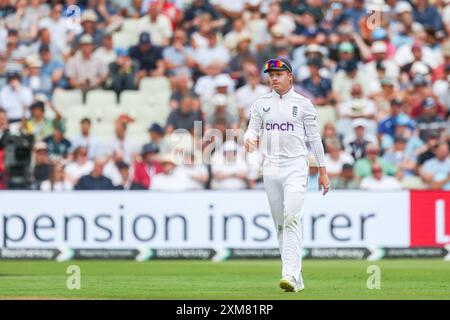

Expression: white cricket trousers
xmin=263 ymin=156 xmax=309 ymax=281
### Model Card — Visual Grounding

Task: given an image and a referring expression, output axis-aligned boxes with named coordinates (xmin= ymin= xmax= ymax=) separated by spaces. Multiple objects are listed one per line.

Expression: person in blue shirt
xmin=299 ymin=58 xmax=332 ymax=106
xmin=413 ymin=0 xmax=443 ymax=31
xmin=420 ymin=142 xmax=450 ymax=190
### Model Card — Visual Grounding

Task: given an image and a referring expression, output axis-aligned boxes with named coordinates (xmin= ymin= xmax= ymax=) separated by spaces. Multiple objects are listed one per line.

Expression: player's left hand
xmin=318 ymin=173 xmax=330 ymax=196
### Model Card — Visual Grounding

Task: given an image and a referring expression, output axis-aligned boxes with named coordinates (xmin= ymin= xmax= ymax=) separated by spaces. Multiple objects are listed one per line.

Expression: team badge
xmin=292 ymin=106 xmax=298 ymax=117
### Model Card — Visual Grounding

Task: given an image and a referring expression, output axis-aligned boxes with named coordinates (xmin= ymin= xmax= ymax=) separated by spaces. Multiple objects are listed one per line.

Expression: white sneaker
xmin=279 ymin=273 xmax=304 ymax=292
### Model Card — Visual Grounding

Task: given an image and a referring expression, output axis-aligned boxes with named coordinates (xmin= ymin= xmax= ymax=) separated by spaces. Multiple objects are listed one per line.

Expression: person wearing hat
xmin=344 ymin=118 xmax=373 ymax=161
xmin=129 ymin=31 xmax=165 ymax=77
xmin=365 ymin=41 xmax=399 ymax=80
xmin=131 ymin=142 xmax=163 ymax=190
xmin=65 ymin=33 xmax=108 ymax=91
xmin=330 ymin=163 xmax=360 ymax=190
xmin=71 ymin=10 xmax=104 ymax=49
xmin=244 ymin=57 xmax=329 ymax=292
xmin=32 ymin=141 xmax=53 ymax=189
xmin=300 ymin=57 xmax=332 ymax=106
xmin=148 ymin=123 xmax=165 ymax=147
xmin=150 ymin=153 xmax=190 ymax=191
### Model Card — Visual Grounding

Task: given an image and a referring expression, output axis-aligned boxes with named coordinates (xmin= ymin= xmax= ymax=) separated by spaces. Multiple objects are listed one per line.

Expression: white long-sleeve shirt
xmin=244 ymin=87 xmax=326 ymax=166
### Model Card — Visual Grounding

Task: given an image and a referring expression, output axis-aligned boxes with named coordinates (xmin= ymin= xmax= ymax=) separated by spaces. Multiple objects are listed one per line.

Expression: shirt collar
xmin=272 ymin=86 xmax=295 ymax=99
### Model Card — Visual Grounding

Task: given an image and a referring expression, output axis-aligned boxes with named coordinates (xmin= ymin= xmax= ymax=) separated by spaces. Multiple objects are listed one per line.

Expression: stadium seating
xmin=112 ymin=31 xmax=138 ymax=50
xmin=52 ymin=89 xmax=84 ymax=109
xmin=86 ymin=90 xmax=118 ymax=107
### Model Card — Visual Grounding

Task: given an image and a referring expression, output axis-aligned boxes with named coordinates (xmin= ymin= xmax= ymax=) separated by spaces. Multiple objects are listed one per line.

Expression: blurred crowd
xmin=0 ymin=0 xmax=449 ymax=191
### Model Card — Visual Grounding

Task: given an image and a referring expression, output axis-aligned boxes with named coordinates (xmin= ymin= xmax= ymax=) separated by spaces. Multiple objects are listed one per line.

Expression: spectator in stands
xmin=206 ymin=93 xmax=239 ymax=130
xmin=148 ymin=123 xmax=165 ymax=147
xmin=71 ymin=118 xmax=104 ymax=160
xmin=38 ymin=44 xmax=64 ymax=96
xmin=0 ymin=71 xmax=33 ymax=124
xmin=130 ymin=32 xmax=165 ymax=77
xmin=75 ymin=157 xmax=115 ymax=190
xmin=178 ymin=150 xmax=208 ymax=190
xmin=64 ymin=146 xmax=94 ymax=187
xmin=331 ymin=163 xmax=360 ymax=190
xmin=38 ymin=4 xmax=73 ymax=60
xmin=151 ymin=153 xmax=189 ymax=191
xmin=344 ymin=119 xmax=373 ymax=161
xmin=139 ymin=1 xmax=173 ymax=47
xmin=195 ymin=31 xmax=231 ymax=75
xmin=183 ymin=0 xmax=220 ymax=34
xmin=72 ymin=10 xmax=104 ymax=50
xmin=332 ymin=59 xmax=372 ymax=102
xmin=166 ymin=95 xmax=202 ymax=134
xmin=32 ymin=141 xmax=52 ymax=189
xmin=416 ymin=133 xmax=440 ymax=166
xmin=299 ymin=57 xmax=333 ymax=106
xmin=109 ymin=114 xmax=140 ymax=165
xmin=419 ymin=142 xmax=450 ymax=190
xmin=114 ymin=161 xmax=132 ymax=190
xmin=378 ymin=99 xmax=410 ymax=138
xmin=211 ymin=140 xmax=248 ymax=190
xmin=382 ymin=136 xmax=417 ymax=179
xmin=132 ymin=142 xmax=163 ymax=189
xmin=93 ymin=33 xmax=117 ymax=67
xmin=162 ymin=28 xmax=195 ymax=78
xmin=103 ymin=149 xmax=130 ymax=188
xmin=354 ymin=142 xmax=398 ymax=179
xmin=416 ymin=97 xmax=446 ymax=141
xmin=433 ymin=64 xmax=450 ymax=110
xmin=0 ymin=107 xmax=8 ymax=189
xmin=324 ymin=138 xmax=354 ymax=179
xmin=65 ymin=34 xmax=108 ymax=92
xmin=22 ymin=56 xmax=48 ymax=96
xmin=43 ymin=121 xmax=71 ymax=160
xmin=360 ymin=163 xmax=403 ymax=190
xmin=40 ymin=161 xmax=72 ymax=191
xmin=25 ymin=100 xmax=60 ymax=142
xmin=235 ymin=65 xmax=270 ymax=122
xmin=169 ymin=74 xmax=199 ymax=110
xmin=228 ymin=34 xmax=254 ymax=85
xmin=107 ymin=48 xmax=139 ymax=96
xmin=413 ymin=0 xmax=443 ymax=31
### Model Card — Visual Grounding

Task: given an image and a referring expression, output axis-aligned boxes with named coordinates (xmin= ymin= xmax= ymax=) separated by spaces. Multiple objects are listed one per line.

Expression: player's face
xmin=268 ymin=70 xmax=292 ymax=93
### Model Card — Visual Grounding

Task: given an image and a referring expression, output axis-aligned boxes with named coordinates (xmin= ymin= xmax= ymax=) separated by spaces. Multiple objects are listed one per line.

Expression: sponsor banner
xmin=382 ymin=247 xmax=449 ymax=259
xmin=0 ymin=191 xmax=410 ymax=249
xmin=410 ymin=191 xmax=450 ymax=247
xmin=0 ymin=248 xmax=59 ymax=260
xmin=303 ymin=247 xmax=370 ymax=260
xmin=1 ymin=247 xmax=449 ymax=260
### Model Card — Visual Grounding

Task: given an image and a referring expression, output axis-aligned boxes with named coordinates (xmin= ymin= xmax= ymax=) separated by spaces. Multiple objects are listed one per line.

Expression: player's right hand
xmin=245 ymin=138 xmax=258 ymax=153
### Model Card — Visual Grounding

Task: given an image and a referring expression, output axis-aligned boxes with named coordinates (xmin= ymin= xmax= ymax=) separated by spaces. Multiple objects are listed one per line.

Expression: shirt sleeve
xmin=302 ymin=100 xmax=326 ymax=167
xmin=244 ymin=101 xmax=262 ymax=141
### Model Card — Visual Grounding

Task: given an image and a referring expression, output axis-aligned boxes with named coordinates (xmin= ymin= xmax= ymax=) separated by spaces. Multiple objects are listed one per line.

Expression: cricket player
xmin=244 ymin=58 xmax=329 ymax=292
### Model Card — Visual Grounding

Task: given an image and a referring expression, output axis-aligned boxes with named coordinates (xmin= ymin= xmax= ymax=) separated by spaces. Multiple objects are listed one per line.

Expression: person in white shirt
xmin=360 ymin=163 xmax=403 ymax=191
xmin=178 ymin=151 xmax=208 ymax=190
xmin=139 ymin=2 xmax=173 ymax=47
xmin=236 ymin=66 xmax=271 ymax=120
xmin=324 ymin=138 xmax=354 ymax=178
xmin=64 ymin=146 xmax=94 ymax=187
xmin=70 ymin=118 xmax=104 ymax=160
xmin=151 ymin=154 xmax=189 ymax=191
xmin=211 ymin=140 xmax=248 ymax=190
xmin=244 ymin=58 xmax=329 ymax=293
xmin=40 ymin=161 xmax=73 ymax=191
xmin=0 ymin=71 xmax=33 ymax=123
xmin=108 ymin=114 xmax=141 ymax=165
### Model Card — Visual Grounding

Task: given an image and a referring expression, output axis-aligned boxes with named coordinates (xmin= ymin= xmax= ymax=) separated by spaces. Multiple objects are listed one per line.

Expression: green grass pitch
xmin=0 ymin=259 xmax=449 ymax=299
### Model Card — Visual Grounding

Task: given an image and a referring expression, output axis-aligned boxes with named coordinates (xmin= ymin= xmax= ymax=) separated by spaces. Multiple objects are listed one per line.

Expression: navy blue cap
xmin=139 ymin=32 xmax=151 ymax=45
xmin=142 ymin=142 xmax=159 ymax=155
xmin=148 ymin=123 xmax=164 ymax=135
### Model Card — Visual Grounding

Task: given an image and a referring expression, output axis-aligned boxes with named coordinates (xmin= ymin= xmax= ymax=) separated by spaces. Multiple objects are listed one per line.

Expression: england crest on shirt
xmin=292 ymin=106 xmax=298 ymax=117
